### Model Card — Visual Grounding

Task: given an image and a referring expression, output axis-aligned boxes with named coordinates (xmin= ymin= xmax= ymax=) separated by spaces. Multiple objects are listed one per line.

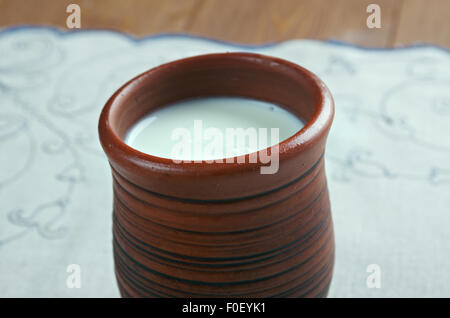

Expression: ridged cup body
xmin=99 ymin=53 xmax=335 ymax=297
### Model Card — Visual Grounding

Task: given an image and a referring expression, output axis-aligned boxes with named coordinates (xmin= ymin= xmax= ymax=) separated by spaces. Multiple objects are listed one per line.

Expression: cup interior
xmin=106 ymin=53 xmax=323 ymax=143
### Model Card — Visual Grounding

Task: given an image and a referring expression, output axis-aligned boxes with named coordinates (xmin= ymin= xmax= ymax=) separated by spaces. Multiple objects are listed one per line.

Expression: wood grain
xmin=394 ymin=0 xmax=450 ymax=47
xmin=0 ymin=0 xmax=448 ymax=48
xmin=0 ymin=0 xmax=204 ymax=34
xmin=186 ymin=0 xmax=404 ymax=47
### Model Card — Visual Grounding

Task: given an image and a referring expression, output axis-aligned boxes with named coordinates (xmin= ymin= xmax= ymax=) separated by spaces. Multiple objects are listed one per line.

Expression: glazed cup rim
xmin=98 ymin=52 xmax=334 ymax=175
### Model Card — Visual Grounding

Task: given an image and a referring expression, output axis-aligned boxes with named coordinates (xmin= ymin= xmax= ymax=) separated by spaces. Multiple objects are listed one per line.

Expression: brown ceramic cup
xmin=98 ymin=52 xmax=335 ymax=298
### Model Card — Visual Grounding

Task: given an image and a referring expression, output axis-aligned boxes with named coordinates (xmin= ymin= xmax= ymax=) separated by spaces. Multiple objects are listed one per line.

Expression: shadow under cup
xmin=98 ymin=52 xmax=335 ymax=297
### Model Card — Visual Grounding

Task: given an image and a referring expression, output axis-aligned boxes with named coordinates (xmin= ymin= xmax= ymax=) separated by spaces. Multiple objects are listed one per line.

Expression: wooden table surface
xmin=0 ymin=0 xmax=449 ymax=48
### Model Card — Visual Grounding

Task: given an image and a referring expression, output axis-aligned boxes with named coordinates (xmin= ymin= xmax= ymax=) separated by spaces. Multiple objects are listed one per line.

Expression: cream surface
xmin=125 ymin=97 xmax=304 ymax=160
